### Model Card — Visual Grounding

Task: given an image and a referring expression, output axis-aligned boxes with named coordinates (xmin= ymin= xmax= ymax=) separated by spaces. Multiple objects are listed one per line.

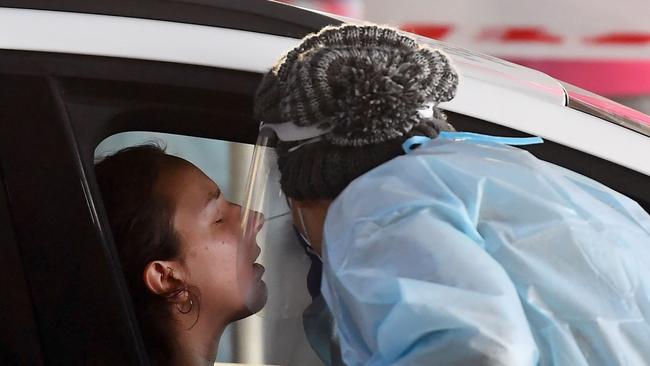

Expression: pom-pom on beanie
xmin=255 ymin=24 xmax=458 ymax=145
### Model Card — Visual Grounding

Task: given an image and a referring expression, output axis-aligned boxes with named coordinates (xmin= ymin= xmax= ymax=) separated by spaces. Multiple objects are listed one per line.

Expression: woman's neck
xmin=170 ymin=316 xmax=226 ymax=366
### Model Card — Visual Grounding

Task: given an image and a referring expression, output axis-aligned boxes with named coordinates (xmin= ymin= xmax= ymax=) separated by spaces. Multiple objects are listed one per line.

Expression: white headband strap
xmin=260 ymin=121 xmax=332 ymax=142
xmin=260 ymin=103 xmax=436 ymax=143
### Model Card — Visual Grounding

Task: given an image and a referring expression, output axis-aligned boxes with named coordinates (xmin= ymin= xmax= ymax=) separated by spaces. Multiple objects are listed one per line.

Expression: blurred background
xmin=279 ymin=0 xmax=650 ymax=114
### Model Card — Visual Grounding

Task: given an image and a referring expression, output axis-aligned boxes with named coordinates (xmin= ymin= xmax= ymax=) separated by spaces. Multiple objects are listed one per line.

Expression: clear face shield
xmin=239 ymin=122 xmax=328 ymax=319
xmin=238 ymin=106 xmax=446 ymax=318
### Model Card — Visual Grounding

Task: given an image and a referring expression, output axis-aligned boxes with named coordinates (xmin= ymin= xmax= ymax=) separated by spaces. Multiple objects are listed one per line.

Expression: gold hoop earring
xmin=176 ymin=289 xmax=193 ymax=314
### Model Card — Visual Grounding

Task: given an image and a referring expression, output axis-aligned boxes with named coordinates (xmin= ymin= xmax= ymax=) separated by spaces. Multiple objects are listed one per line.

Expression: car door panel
xmin=0 ymin=73 xmax=147 ymax=365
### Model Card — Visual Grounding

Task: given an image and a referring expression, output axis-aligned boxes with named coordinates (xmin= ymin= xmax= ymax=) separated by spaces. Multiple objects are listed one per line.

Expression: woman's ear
xmin=143 ymin=261 xmax=183 ymax=296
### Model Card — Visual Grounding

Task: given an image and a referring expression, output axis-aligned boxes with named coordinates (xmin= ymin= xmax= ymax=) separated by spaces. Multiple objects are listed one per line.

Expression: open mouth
xmin=252 ymin=262 xmax=265 ymax=278
xmin=252 ymin=240 xmax=263 ymax=277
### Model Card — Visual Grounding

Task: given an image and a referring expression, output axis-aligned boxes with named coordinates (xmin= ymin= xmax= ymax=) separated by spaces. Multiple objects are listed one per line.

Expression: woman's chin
xmin=242 ymin=278 xmax=268 ymax=316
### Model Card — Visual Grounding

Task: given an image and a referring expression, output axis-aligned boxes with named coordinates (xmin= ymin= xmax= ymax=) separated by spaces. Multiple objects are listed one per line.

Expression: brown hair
xmin=95 ymin=144 xmax=187 ymax=365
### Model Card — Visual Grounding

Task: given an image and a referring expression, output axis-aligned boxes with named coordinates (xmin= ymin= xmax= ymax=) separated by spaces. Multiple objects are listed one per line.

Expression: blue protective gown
xmin=321 ymin=138 xmax=650 ymax=366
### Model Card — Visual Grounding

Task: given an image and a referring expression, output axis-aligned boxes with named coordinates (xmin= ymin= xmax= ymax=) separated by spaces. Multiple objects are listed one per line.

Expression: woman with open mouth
xmin=95 ymin=143 xmax=267 ymax=366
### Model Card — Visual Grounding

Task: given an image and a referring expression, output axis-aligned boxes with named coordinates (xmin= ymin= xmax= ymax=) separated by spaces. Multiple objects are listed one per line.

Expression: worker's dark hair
xmin=254 ymin=24 xmax=459 ymax=200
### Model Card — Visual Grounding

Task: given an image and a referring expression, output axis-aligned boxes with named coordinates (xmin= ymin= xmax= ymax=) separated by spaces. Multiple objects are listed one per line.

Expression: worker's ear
xmin=287 ymin=198 xmax=332 ymax=255
xmin=288 ymin=198 xmax=331 ymax=210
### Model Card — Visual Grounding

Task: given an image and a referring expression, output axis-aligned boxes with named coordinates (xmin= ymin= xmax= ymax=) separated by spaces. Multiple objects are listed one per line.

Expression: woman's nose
xmin=238 ymin=202 xmax=264 ymax=230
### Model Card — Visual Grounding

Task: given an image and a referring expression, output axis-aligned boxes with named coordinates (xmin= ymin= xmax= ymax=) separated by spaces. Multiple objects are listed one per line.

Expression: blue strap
xmin=401 ymin=136 xmax=432 ymax=153
xmin=402 ymin=132 xmax=544 ymax=154
xmin=439 ymin=131 xmax=544 ymax=145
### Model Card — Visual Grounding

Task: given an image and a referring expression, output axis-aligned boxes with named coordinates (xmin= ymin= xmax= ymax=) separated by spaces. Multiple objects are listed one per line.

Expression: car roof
xmin=0 ymin=0 xmax=339 ymax=38
xmin=0 ymin=0 xmax=569 ymax=107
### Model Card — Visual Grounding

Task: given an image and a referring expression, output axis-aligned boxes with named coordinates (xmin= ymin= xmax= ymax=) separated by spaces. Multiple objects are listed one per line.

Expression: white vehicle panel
xmin=1 ymin=8 xmax=648 ymax=176
xmin=444 ymin=77 xmax=650 ymax=175
xmin=0 ymin=8 xmax=298 ymax=73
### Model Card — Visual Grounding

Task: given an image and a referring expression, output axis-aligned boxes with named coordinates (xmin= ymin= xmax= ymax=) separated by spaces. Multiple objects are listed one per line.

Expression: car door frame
xmin=0 ymin=48 xmax=265 ymax=365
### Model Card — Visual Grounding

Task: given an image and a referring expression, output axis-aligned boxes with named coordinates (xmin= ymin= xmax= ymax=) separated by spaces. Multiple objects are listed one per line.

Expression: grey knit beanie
xmin=254 ymin=24 xmax=459 ymax=146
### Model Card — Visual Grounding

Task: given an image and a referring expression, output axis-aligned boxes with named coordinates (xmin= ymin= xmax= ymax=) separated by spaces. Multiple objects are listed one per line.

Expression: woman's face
xmin=157 ymin=159 xmax=267 ymax=322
